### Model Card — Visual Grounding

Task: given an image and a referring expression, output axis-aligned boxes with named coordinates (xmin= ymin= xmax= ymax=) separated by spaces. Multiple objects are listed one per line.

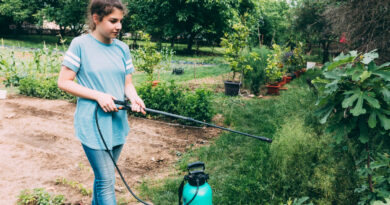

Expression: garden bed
xmin=0 ymin=95 xmax=220 ymax=204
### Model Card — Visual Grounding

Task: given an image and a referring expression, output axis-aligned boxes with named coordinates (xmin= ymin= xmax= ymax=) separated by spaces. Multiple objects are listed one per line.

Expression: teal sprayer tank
xmin=178 ymin=161 xmax=212 ymax=205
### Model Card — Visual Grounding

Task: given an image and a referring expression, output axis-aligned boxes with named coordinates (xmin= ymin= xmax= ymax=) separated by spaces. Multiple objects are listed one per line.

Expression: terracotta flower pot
xmin=278 ymin=80 xmax=286 ymax=86
xmin=294 ymin=71 xmax=301 ymax=78
xmin=283 ymin=76 xmax=292 ymax=83
xmin=152 ymin=80 xmax=160 ymax=87
xmin=266 ymin=84 xmax=281 ymax=95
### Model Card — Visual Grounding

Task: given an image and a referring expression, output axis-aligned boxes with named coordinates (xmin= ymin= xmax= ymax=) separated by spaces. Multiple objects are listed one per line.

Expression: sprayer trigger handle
xmin=114 ymin=100 xmax=126 ymax=105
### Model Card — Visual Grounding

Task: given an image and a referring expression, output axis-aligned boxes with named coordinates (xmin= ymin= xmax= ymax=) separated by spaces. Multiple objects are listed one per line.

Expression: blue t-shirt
xmin=62 ymin=34 xmax=135 ymax=150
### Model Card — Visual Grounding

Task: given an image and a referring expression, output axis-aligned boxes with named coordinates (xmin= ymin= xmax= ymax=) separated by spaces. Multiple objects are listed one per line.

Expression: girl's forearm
xmin=58 ymin=80 xmax=100 ymax=101
xmin=124 ymin=82 xmax=139 ymax=101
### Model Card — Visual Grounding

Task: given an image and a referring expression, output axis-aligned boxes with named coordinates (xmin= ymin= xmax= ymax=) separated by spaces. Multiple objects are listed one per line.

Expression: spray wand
xmin=114 ymin=100 xmax=272 ymax=143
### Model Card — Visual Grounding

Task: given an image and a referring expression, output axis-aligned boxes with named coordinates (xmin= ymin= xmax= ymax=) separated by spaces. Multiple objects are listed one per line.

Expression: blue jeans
xmin=82 ymin=144 xmax=124 ymax=205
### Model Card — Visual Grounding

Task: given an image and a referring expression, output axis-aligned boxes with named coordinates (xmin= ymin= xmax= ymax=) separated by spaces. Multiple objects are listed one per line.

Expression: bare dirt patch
xmin=0 ymin=95 xmax=220 ymax=204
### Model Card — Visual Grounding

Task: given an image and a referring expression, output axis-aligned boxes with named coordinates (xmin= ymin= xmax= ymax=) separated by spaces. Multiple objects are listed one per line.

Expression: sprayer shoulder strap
xmin=178 ymin=178 xmax=185 ymax=205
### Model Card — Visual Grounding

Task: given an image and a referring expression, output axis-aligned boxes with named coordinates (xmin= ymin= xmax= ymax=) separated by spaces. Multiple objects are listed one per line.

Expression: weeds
xmin=17 ymin=188 xmax=65 ymax=205
xmin=55 ymin=177 xmax=92 ymax=196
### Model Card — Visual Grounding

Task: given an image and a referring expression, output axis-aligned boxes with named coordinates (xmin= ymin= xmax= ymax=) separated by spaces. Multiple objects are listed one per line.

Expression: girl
xmin=58 ymin=0 xmax=145 ymax=204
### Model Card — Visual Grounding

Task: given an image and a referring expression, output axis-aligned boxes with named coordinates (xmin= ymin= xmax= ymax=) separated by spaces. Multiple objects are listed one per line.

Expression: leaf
xmin=378 ymin=62 xmax=390 ymax=69
xmin=349 ymin=50 xmax=358 ymax=57
xmin=381 ymin=88 xmax=390 ymax=102
xmin=377 ymin=113 xmax=390 ymax=130
xmin=360 ymin=70 xmax=371 ymax=82
xmin=352 ymin=70 xmax=363 ymax=81
xmin=323 ymin=70 xmax=342 ymax=80
xmin=372 ymin=71 xmax=390 ymax=81
xmin=342 ymin=93 xmax=359 ymax=108
xmin=326 ymin=56 xmax=356 ymax=70
xmin=362 ymin=51 xmax=379 ymax=64
xmin=382 ymin=109 xmax=390 ymax=115
xmin=367 ymin=61 xmax=377 ymax=71
xmin=324 ymin=80 xmax=339 ymax=94
xmin=350 ymin=93 xmax=366 ymax=116
xmin=363 ymin=92 xmax=380 ymax=108
xmin=368 ymin=112 xmax=377 ymax=128
xmin=315 ymin=103 xmax=335 ymax=124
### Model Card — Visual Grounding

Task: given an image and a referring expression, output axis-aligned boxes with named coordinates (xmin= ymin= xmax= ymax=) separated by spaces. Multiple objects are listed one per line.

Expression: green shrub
xmin=312 ymin=50 xmax=390 ymax=204
xmin=19 ymin=75 xmax=75 ymax=101
xmin=243 ymin=46 xmax=270 ymax=95
xmin=268 ymin=117 xmax=358 ymax=204
xmin=18 ymin=188 xmax=65 ymax=205
xmin=136 ymin=81 xmax=214 ymax=125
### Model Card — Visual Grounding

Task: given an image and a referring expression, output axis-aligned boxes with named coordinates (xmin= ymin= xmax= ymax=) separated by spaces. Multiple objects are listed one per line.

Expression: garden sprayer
xmin=178 ymin=161 xmax=212 ymax=205
xmin=94 ymin=100 xmax=272 ymax=205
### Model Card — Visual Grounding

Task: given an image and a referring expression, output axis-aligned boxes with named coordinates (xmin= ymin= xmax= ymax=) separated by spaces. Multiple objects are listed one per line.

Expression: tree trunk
xmin=187 ymin=34 xmax=195 ymax=52
xmin=321 ymin=40 xmax=330 ymax=63
xmin=170 ymin=37 xmax=175 ymax=48
xmin=258 ymin=26 xmax=261 ymax=48
xmin=366 ymin=144 xmax=373 ymax=192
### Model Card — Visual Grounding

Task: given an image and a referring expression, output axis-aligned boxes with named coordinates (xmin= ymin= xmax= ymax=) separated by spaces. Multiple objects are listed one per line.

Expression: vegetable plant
xmin=18 ymin=188 xmax=65 ymax=205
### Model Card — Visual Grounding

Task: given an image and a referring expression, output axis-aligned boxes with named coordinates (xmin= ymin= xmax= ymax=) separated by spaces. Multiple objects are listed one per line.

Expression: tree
xmin=125 ymin=0 xmax=236 ymax=52
xmin=324 ymin=0 xmax=390 ymax=63
xmin=255 ymin=0 xmax=292 ymax=47
xmin=292 ymin=0 xmax=334 ymax=63
xmin=0 ymin=0 xmax=44 ymax=29
xmin=38 ymin=0 xmax=88 ymax=36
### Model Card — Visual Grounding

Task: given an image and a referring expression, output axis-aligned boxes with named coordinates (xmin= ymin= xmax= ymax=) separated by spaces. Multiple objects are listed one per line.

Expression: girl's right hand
xmin=95 ymin=92 xmax=118 ymax=112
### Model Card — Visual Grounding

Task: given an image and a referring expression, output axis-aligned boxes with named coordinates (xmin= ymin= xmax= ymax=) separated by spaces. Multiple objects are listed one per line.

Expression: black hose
xmin=94 ymin=105 xmax=150 ymax=205
xmin=185 ymin=179 xmax=199 ymax=205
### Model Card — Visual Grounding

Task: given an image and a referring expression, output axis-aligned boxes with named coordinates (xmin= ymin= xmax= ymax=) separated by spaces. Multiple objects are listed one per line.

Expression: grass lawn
xmin=0 ymin=34 xmax=72 ymax=50
xmin=138 ymin=70 xmax=333 ymax=204
xmin=132 ymin=64 xmax=230 ymax=86
xmin=1 ymin=34 xmax=225 ymax=63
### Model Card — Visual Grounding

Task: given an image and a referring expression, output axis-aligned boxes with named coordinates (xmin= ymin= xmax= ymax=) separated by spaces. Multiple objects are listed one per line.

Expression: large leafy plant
xmin=313 ymin=50 xmax=390 ymax=204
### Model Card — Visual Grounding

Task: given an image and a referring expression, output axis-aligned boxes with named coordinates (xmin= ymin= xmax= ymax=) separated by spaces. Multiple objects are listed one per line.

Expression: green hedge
xmin=18 ymin=76 xmax=214 ymax=125
xmin=136 ymin=81 xmax=214 ymax=125
xmin=19 ymin=75 xmax=75 ymax=101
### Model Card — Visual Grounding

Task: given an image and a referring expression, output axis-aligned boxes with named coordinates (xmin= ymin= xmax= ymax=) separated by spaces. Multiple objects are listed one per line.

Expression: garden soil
xmin=0 ymin=94 xmax=219 ymax=204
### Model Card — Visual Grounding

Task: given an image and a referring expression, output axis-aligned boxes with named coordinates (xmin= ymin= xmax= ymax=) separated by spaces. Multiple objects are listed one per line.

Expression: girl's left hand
xmin=129 ymin=96 xmax=146 ymax=115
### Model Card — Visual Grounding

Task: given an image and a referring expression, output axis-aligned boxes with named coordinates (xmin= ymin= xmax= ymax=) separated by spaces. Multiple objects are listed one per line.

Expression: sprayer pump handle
xmin=187 ymin=161 xmax=205 ymax=173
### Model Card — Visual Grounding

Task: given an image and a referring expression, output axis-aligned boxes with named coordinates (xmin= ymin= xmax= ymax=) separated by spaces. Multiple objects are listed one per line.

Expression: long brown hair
xmin=88 ymin=0 xmax=126 ymax=31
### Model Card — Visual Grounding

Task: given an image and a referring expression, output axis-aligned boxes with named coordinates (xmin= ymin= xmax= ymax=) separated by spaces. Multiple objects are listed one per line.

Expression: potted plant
xmin=221 ymin=20 xmax=254 ymax=96
xmin=283 ymin=42 xmax=306 ymax=78
xmin=265 ymin=44 xmax=287 ymax=94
